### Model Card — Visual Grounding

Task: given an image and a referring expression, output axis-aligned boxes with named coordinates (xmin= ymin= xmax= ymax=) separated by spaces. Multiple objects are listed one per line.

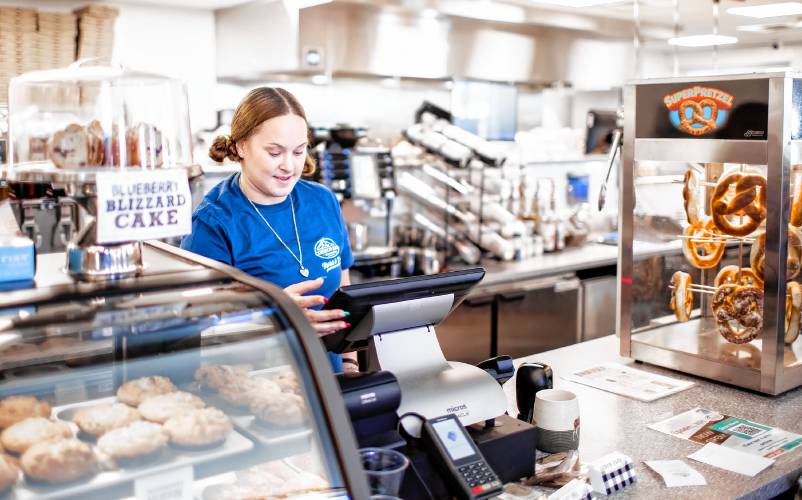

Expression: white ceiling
xmin=507 ymin=0 xmax=802 ymax=46
xmin=111 ymin=0 xmax=251 ymax=9
xmin=105 ymin=0 xmax=802 ymax=46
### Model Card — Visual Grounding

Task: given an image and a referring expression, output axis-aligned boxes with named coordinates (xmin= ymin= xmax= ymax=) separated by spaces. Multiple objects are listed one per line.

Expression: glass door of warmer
xmin=629 ymin=160 xmax=783 ymax=373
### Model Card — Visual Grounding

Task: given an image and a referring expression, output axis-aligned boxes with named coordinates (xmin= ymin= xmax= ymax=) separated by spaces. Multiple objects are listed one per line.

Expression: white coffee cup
xmin=533 ymin=389 xmax=580 ymax=453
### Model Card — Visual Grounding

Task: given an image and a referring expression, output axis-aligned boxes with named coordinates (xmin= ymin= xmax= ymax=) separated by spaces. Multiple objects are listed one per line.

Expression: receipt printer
xmin=337 ymin=370 xmax=405 ymax=450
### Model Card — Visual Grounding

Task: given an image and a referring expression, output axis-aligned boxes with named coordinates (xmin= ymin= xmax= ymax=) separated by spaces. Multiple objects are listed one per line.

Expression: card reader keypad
xmin=458 ymin=461 xmax=501 ymax=494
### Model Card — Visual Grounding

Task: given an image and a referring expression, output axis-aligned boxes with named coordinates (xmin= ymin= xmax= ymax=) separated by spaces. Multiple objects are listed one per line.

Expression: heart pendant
xmin=300 ymin=267 xmax=310 ymax=278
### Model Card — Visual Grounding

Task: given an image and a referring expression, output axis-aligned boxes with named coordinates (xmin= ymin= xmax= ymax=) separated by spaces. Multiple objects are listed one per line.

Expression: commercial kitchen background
xmin=2 ymin=0 xmax=799 ymax=362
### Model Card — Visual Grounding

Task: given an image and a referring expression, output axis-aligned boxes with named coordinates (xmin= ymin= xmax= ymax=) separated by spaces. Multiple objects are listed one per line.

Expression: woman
xmin=181 ymin=87 xmax=357 ymax=373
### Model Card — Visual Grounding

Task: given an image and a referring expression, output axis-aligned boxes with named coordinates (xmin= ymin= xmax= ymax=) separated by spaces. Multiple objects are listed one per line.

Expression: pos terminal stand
xmin=348 ymin=293 xmax=507 ymax=436
xmin=326 ymin=269 xmax=536 ymax=498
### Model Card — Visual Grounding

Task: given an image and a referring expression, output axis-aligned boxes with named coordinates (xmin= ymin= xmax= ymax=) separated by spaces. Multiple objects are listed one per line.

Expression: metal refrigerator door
xmin=497 ymin=275 xmax=581 ymax=358
xmin=435 ymin=294 xmax=493 ymax=364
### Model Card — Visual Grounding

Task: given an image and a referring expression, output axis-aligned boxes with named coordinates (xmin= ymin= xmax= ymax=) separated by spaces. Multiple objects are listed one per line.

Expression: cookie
xmin=97 ymin=421 xmax=168 ymax=460
xmin=21 ymin=438 xmax=95 ymax=483
xmin=0 ymin=454 xmax=18 ymax=493
xmin=39 ymin=336 xmax=80 ymax=351
xmin=250 ymin=393 xmax=306 ymax=427
xmin=194 ymin=364 xmax=252 ymax=392
xmin=74 ymin=403 xmax=141 ymax=437
xmin=116 ymin=376 xmax=177 ymax=407
xmin=163 ymin=408 xmax=231 ymax=447
xmin=217 ymin=377 xmax=280 ymax=408
xmin=0 ymin=343 xmax=39 ymax=359
xmin=49 ymin=123 xmax=90 ymax=168
xmin=274 ymin=371 xmax=301 ymax=395
xmin=1 ymin=418 xmax=72 ymax=455
xmin=0 ymin=396 xmax=52 ymax=429
xmin=139 ymin=391 xmax=205 ymax=423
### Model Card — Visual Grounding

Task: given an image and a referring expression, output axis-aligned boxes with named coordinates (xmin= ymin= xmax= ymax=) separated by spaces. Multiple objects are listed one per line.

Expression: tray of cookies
xmin=192 ymin=364 xmax=313 ymax=454
xmin=0 ymin=375 xmax=255 ymax=499
xmin=193 ymin=457 xmax=340 ymax=500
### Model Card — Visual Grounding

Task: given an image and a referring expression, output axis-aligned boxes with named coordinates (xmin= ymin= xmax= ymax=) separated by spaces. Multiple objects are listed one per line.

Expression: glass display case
xmin=619 ymin=73 xmax=802 ymax=395
xmin=0 ymin=241 xmax=370 ymax=498
xmin=5 ymin=61 xmax=202 ymax=280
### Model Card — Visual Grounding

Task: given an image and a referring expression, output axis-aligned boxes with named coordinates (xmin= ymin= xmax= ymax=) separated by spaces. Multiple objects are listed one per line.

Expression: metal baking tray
xmin=191 ymin=459 xmax=347 ymax=500
xmin=8 ymin=397 xmax=254 ymax=500
xmin=0 ymin=339 xmax=112 ymax=371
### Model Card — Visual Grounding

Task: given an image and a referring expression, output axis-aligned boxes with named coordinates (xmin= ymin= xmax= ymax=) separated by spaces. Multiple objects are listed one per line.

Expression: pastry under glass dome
xmin=6 ymin=60 xmax=202 ymax=280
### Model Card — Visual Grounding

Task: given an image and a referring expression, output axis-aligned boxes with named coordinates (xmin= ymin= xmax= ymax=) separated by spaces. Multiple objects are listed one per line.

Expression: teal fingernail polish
xmin=343 ymin=311 xmax=351 ymax=317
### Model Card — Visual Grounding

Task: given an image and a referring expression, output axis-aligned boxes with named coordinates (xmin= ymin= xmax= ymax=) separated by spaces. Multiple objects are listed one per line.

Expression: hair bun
xmin=208 ymin=135 xmax=240 ymax=163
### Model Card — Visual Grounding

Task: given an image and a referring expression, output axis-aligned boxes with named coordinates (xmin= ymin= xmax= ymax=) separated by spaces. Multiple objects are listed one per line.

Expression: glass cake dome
xmin=7 ymin=60 xmax=195 ymax=182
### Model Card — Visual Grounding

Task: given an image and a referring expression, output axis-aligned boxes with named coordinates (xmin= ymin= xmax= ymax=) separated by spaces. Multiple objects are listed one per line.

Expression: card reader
xmin=421 ymin=413 xmax=503 ymax=499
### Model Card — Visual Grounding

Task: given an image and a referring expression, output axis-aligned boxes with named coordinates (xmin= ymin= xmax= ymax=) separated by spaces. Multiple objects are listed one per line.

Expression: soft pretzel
xmin=670 ymin=271 xmax=693 ymax=322
xmin=712 ymin=284 xmax=763 ymax=344
xmin=791 ymin=174 xmax=802 ymax=227
xmin=714 ymin=265 xmax=763 ymax=288
xmin=711 ymin=172 xmax=767 ymax=237
xmin=683 ymin=169 xmax=704 ymax=225
xmin=749 ymin=228 xmax=802 ymax=282
xmin=785 ymin=281 xmax=802 ymax=345
xmin=682 ymin=219 xmax=725 ymax=269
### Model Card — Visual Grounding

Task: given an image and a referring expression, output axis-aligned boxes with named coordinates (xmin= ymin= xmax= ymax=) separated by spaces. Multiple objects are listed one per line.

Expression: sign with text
xmin=96 ymin=170 xmax=192 ymax=244
xmin=134 ymin=466 xmax=193 ymax=500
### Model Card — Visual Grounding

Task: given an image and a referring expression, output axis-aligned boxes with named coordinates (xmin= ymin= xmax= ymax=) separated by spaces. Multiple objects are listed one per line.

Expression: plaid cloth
xmin=588 ymin=452 xmax=637 ymax=496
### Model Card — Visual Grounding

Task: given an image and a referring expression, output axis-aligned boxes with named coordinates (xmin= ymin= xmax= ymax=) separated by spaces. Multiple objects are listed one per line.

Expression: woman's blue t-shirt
xmin=181 ymin=173 xmax=353 ymax=372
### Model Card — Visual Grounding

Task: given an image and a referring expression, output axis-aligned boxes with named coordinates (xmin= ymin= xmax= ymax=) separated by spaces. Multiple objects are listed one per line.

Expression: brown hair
xmin=209 ymin=87 xmax=316 ymax=176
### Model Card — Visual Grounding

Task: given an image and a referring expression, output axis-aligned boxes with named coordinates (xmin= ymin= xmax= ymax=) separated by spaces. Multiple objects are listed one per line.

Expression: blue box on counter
xmin=0 ymin=236 xmax=35 ymax=283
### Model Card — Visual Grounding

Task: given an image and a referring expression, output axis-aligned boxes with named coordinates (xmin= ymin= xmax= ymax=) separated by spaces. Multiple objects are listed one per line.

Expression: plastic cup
xmin=359 ymin=447 xmax=409 ymax=496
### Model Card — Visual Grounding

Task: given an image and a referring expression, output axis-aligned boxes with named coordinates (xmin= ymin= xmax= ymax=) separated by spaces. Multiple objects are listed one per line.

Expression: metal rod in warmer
xmin=669 ymin=284 xmax=717 ymax=294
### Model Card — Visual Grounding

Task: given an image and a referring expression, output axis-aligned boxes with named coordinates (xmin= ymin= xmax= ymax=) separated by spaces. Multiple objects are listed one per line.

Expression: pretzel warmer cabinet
xmin=618 ymin=72 xmax=802 ymax=395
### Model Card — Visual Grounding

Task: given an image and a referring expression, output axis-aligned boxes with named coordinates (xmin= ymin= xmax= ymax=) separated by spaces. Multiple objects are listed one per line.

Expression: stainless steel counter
xmin=469 ymin=240 xmax=681 ymax=291
xmin=504 ymin=335 xmax=802 ymax=499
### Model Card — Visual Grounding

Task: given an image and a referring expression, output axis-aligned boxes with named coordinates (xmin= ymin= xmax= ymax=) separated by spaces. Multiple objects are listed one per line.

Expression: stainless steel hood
xmin=216 ymin=0 xmax=656 ymax=87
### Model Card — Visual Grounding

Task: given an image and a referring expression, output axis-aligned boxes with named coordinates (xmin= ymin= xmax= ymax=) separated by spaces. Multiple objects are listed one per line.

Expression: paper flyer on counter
xmin=562 ymin=363 xmax=695 ymax=402
xmin=649 ymin=407 xmax=802 ymax=459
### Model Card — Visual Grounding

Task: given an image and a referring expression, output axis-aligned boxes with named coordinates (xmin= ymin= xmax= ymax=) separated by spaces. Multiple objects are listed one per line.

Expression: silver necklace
xmin=246 ymin=194 xmax=309 ymax=277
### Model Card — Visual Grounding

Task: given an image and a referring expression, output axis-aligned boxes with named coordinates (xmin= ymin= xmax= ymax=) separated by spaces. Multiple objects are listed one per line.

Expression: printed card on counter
xmin=96 ymin=170 xmax=192 ymax=244
xmin=644 ymin=460 xmax=706 ymax=487
xmin=562 ymin=363 xmax=695 ymax=402
xmin=648 ymin=407 xmax=802 ymax=459
xmin=688 ymin=443 xmax=774 ymax=477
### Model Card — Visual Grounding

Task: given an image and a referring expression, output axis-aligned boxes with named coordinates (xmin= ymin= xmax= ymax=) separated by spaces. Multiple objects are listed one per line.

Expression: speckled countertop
xmin=504 ymin=335 xmax=802 ymax=499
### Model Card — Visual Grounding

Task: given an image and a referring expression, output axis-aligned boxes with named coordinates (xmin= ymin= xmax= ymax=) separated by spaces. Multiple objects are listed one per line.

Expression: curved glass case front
xmin=0 ymin=266 xmax=360 ymax=499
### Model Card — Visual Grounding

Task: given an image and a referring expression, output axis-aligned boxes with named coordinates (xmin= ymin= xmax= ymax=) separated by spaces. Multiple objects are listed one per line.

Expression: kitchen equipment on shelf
xmin=6 ymin=60 xmax=201 ymax=281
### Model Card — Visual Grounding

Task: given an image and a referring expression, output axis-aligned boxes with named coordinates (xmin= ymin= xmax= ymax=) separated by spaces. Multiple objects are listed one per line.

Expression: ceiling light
xmin=531 ymin=0 xmax=623 ymax=6
xmin=286 ymin=0 xmax=332 ymax=9
xmin=667 ymin=34 xmax=738 ymax=47
xmin=727 ymin=2 xmax=802 ymax=18
xmin=737 ymin=20 xmax=802 ymax=32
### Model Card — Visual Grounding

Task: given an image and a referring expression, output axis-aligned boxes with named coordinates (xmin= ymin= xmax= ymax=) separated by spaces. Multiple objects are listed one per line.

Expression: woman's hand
xmin=284 ymin=278 xmax=350 ymax=336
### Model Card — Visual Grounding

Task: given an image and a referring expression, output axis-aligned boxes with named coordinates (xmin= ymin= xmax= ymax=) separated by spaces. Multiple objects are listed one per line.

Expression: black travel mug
xmin=515 ymin=362 xmax=553 ymax=424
